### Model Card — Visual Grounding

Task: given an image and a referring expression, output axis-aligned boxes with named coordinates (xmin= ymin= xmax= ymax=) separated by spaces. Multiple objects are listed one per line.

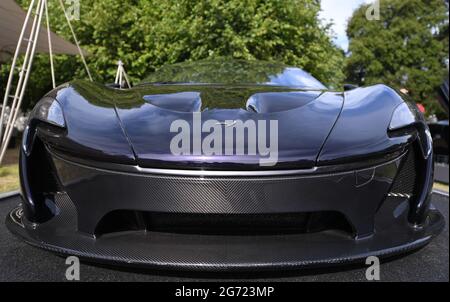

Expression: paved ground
xmin=0 ymin=194 xmax=448 ymax=282
xmin=435 ymin=163 xmax=449 ymax=184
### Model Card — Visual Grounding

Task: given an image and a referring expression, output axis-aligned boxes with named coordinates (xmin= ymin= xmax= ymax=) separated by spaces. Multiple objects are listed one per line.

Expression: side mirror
xmin=344 ymin=84 xmax=358 ymax=91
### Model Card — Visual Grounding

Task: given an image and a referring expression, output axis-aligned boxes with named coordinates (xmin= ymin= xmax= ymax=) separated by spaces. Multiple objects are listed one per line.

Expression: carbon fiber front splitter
xmin=6 ymin=193 xmax=445 ymax=272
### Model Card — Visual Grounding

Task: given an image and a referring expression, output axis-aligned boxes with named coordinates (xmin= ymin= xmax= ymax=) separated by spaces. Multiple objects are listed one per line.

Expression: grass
xmin=434 ymin=182 xmax=449 ymax=193
xmin=0 ymin=164 xmax=19 ymax=193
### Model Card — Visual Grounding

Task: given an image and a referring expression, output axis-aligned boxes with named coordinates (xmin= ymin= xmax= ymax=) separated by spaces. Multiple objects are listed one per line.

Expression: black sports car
xmin=7 ymin=59 xmax=444 ymax=271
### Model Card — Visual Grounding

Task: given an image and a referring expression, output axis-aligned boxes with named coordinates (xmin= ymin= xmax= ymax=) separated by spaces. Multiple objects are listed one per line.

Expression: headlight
xmin=389 ymin=102 xmax=416 ymax=131
xmin=32 ymin=97 xmax=65 ymax=128
xmin=389 ymin=101 xmax=432 ymax=159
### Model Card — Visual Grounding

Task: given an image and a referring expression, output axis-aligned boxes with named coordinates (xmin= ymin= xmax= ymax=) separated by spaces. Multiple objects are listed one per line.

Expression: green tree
xmin=1 ymin=0 xmax=344 ymax=110
xmin=345 ymin=0 xmax=449 ymax=117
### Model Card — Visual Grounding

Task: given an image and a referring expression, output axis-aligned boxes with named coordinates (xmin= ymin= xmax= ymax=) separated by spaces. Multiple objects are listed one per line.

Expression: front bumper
xmin=6 ymin=146 xmax=445 ymax=271
xmin=6 ymin=197 xmax=444 ymax=271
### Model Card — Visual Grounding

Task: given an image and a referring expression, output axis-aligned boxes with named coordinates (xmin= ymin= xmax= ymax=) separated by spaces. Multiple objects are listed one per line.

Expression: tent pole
xmin=58 ymin=0 xmax=93 ymax=82
xmin=115 ymin=60 xmax=131 ymax=89
xmin=45 ymin=0 xmax=56 ymax=89
xmin=122 ymin=68 xmax=131 ymax=88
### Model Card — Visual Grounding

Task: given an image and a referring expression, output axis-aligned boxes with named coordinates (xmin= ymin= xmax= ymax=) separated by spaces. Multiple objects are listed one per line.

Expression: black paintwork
xmin=117 ymin=89 xmax=343 ymax=169
xmin=34 ymin=82 xmax=419 ymax=169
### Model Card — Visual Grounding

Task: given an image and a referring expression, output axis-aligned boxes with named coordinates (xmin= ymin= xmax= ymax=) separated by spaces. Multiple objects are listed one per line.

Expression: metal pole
xmin=119 ymin=65 xmax=123 ymax=88
xmin=115 ymin=65 xmax=121 ymax=84
xmin=122 ymin=68 xmax=131 ymax=88
xmin=44 ymin=0 xmax=56 ymax=89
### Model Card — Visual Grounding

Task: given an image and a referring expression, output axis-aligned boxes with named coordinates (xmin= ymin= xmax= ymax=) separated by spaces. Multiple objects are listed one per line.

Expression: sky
xmin=319 ymin=0 xmax=373 ymax=52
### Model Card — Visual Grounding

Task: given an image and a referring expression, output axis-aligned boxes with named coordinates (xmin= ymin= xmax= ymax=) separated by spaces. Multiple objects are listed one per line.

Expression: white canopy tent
xmin=0 ymin=0 xmax=92 ymax=165
xmin=0 ymin=0 xmax=83 ymax=62
xmin=0 ymin=0 xmax=129 ymax=165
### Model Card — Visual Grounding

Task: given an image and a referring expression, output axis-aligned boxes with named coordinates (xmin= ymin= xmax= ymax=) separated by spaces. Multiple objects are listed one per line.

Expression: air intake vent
xmin=389 ymin=147 xmax=418 ymax=199
xmin=95 ymin=211 xmax=354 ymax=237
xmin=23 ymin=135 xmax=62 ymax=223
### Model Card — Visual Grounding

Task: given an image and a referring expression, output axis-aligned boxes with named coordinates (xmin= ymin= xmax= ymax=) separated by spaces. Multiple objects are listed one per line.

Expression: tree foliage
xmin=1 ymin=0 xmax=344 ymax=110
xmin=345 ymin=0 xmax=449 ymax=117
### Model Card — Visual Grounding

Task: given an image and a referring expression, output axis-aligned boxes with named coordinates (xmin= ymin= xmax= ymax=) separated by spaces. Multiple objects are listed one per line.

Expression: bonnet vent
xmin=246 ymin=91 xmax=321 ymax=113
xmin=143 ymin=92 xmax=202 ymax=112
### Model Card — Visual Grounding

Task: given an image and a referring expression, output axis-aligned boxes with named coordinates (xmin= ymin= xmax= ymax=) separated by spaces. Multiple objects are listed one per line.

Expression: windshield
xmin=141 ymin=59 xmax=327 ymax=89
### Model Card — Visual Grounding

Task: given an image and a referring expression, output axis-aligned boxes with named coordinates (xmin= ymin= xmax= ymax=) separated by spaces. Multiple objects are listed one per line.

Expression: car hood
xmin=45 ymin=81 xmax=412 ymax=170
xmin=114 ymin=85 xmax=343 ymax=170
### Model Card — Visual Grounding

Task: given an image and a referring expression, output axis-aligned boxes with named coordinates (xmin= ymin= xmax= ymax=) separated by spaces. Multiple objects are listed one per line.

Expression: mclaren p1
xmin=6 ymin=59 xmax=444 ymax=271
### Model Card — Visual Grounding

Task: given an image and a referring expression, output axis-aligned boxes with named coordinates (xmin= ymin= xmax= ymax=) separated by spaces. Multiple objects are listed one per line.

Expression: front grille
xmin=389 ymin=147 xmax=418 ymax=198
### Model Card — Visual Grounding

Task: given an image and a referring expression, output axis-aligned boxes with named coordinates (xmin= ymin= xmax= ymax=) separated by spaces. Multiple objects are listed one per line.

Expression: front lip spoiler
xmin=6 ymin=202 xmax=445 ymax=272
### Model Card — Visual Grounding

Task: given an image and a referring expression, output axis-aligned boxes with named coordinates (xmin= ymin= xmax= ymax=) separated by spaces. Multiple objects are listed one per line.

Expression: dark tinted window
xmin=142 ymin=59 xmax=327 ymax=89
